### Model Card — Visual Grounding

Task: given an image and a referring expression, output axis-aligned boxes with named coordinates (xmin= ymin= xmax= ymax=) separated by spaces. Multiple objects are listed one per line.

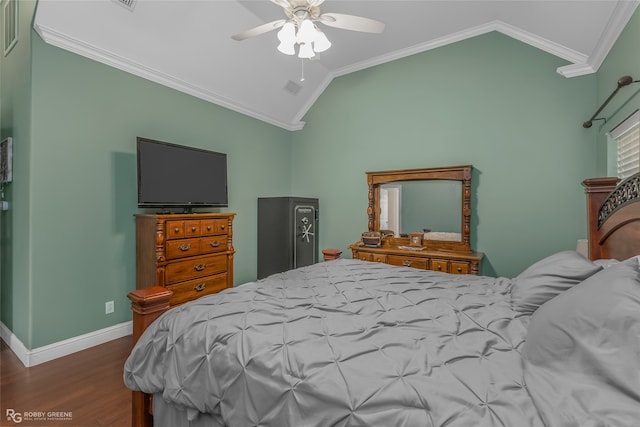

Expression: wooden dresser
xmin=135 ymin=213 xmax=235 ymax=307
xmin=352 ymin=165 xmax=484 ymax=275
xmin=349 ymin=242 xmax=483 ymax=275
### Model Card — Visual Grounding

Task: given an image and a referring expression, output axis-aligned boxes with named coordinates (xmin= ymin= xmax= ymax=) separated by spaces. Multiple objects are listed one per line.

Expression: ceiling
xmin=34 ymin=0 xmax=639 ymax=131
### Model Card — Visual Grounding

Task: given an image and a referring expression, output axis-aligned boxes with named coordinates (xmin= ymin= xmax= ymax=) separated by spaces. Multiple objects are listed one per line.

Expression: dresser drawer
xmin=166 ymin=238 xmax=201 ymax=259
xmin=165 ymin=254 xmax=227 ymax=284
xmin=386 ymin=255 xmax=428 ymax=269
xmin=355 ymin=251 xmax=387 ymax=263
xmin=200 ymin=235 xmax=227 ymax=254
xmin=184 ymin=220 xmax=202 ymax=237
xmin=370 ymin=253 xmax=387 ymax=263
xmin=202 ymin=218 xmax=229 ymax=235
xmin=450 ymin=261 xmax=470 ymax=274
xmin=200 ymin=219 xmax=217 ymax=235
xmin=166 ymin=219 xmax=228 ymax=239
xmin=167 ymin=220 xmax=186 ymax=239
xmin=355 ymin=251 xmax=373 ymax=262
xmin=166 ymin=236 xmax=228 ymax=259
xmin=167 ymin=274 xmax=229 ymax=306
xmin=430 ymin=259 xmax=449 ymax=273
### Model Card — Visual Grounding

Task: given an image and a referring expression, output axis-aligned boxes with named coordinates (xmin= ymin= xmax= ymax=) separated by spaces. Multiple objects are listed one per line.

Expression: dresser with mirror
xmin=349 ymin=165 xmax=484 ymax=275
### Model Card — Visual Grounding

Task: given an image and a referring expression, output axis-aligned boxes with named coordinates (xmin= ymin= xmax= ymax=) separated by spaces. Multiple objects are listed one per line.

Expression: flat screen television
xmin=137 ymin=137 xmax=228 ymax=211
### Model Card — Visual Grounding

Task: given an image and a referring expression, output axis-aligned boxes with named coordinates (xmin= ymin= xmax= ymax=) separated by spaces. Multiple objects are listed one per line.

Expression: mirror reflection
xmin=380 ymin=180 xmax=462 ymax=241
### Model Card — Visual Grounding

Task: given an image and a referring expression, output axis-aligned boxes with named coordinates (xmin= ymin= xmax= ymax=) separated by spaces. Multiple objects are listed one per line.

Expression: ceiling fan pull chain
xmin=300 ymin=58 xmax=305 ymax=82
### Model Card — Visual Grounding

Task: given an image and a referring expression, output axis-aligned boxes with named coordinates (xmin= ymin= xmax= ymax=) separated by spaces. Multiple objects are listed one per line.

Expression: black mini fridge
xmin=258 ymin=197 xmax=319 ymax=279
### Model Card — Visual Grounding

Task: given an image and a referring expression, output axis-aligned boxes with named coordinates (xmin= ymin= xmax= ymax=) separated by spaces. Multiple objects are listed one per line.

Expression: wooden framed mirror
xmin=366 ymin=165 xmax=472 ymax=253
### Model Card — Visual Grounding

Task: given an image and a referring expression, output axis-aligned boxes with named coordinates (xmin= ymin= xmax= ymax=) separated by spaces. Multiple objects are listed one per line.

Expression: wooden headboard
xmin=583 ymin=174 xmax=640 ymax=261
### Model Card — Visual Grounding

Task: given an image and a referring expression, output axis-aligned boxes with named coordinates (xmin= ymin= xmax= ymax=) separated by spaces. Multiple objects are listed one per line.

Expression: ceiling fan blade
xmin=270 ymin=0 xmax=291 ymax=9
xmin=307 ymin=0 xmax=326 ymax=6
xmin=319 ymin=13 xmax=385 ymax=34
xmin=231 ymin=19 xmax=287 ymax=41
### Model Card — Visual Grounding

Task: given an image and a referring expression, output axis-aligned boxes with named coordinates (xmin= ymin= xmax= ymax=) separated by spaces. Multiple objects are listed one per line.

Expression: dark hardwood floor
xmin=1 ymin=336 xmax=132 ymax=427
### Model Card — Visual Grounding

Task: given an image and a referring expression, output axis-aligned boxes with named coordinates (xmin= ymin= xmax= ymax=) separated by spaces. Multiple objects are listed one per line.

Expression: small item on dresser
xmin=409 ymin=231 xmax=423 ymax=247
xmin=397 ymin=245 xmax=425 ymax=251
xmin=361 ymin=231 xmax=382 ymax=248
xmin=380 ymin=229 xmax=395 ymax=238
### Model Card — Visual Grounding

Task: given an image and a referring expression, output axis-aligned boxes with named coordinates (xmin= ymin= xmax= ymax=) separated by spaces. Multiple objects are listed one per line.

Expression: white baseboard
xmin=0 ymin=321 xmax=132 ymax=367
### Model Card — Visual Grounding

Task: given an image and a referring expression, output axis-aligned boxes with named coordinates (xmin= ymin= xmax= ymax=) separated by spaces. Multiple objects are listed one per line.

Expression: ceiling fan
xmin=232 ymin=0 xmax=385 ymax=59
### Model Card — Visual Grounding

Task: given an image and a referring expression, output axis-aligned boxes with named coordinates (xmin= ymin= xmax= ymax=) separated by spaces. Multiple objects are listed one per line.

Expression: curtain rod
xmin=583 ymin=75 xmax=639 ymax=128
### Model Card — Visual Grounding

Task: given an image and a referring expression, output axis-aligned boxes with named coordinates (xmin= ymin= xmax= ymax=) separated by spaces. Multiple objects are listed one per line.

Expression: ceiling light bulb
xmin=298 ymin=42 xmax=315 ymax=59
xmin=278 ymin=41 xmax=296 ymax=55
xmin=277 ymin=21 xmax=296 ymax=55
xmin=296 ymin=19 xmax=315 ymax=44
xmin=278 ymin=21 xmax=296 ymax=44
xmin=313 ymin=29 xmax=331 ymax=53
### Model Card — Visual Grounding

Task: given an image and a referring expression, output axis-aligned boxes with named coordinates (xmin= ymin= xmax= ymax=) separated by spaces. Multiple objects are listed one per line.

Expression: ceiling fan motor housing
xmin=286 ymin=5 xmax=322 ymax=24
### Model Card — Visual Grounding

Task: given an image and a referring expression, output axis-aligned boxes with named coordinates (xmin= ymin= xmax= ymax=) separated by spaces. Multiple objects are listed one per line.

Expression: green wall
xmin=293 ymin=32 xmax=598 ymax=277
xmin=0 ymin=0 xmax=36 ymax=349
xmin=26 ymin=37 xmax=292 ymax=347
xmin=1 ymin=4 xmax=638 ymax=350
xmin=2 ymin=6 xmax=293 ymax=348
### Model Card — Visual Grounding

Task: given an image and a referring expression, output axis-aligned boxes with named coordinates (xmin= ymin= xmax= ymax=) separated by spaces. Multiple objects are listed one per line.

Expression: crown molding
xmin=333 ymin=20 xmax=589 ymax=79
xmin=334 ymin=22 xmax=494 ymax=78
xmin=496 ymin=21 xmax=588 ymax=65
xmin=33 ymin=23 xmax=305 ymax=131
xmin=556 ymin=63 xmax=598 ymax=78
xmin=556 ymin=0 xmax=640 ymax=78
xmin=35 ymin=4 xmax=638 ymax=131
xmin=301 ymin=20 xmax=593 ymax=127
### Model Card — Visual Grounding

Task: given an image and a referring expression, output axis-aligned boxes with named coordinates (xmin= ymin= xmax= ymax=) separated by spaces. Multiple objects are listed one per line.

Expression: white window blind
xmin=610 ymin=110 xmax=640 ymax=179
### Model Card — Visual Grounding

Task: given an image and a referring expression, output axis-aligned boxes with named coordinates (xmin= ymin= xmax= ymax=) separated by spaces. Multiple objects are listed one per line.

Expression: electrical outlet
xmin=105 ymin=300 xmax=114 ymax=314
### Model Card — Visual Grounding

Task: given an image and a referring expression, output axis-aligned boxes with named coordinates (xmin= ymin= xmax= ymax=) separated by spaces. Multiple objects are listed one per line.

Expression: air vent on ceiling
xmin=112 ymin=0 xmax=136 ymax=11
xmin=284 ymin=80 xmax=302 ymax=96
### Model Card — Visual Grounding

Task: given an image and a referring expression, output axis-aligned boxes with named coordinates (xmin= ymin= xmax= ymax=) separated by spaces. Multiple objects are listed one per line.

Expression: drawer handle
xmin=436 ymin=265 xmax=442 ymax=270
xmin=402 ymin=260 xmax=412 ymax=267
xmin=457 ymin=267 xmax=462 ymax=272
xmin=207 ymin=225 xmax=212 ymax=231
xmin=191 ymin=226 xmax=197 ymax=232
xmin=210 ymin=241 xmax=221 ymax=248
xmin=221 ymin=225 xmax=225 ymax=229
xmin=194 ymin=283 xmax=206 ymax=292
xmin=194 ymin=264 xmax=206 ymax=271
xmin=174 ymin=227 xmax=180 ymax=233
xmin=178 ymin=244 xmax=191 ymax=251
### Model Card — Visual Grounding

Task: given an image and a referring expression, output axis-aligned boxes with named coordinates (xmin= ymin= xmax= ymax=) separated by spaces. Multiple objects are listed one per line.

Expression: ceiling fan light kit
xmin=232 ymin=0 xmax=384 ymax=60
xmin=277 ymin=18 xmax=332 ymax=59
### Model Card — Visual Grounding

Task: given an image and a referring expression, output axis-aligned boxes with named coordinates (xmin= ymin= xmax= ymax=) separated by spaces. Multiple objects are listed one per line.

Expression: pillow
xmin=510 ymin=250 xmax=602 ymax=314
xmin=593 ymin=258 xmax=620 ymax=269
xmin=522 ymin=256 xmax=640 ymax=426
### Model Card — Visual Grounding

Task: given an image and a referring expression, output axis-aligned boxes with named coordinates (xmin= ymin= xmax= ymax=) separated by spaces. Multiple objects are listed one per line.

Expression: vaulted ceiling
xmin=34 ymin=0 xmax=639 ymax=130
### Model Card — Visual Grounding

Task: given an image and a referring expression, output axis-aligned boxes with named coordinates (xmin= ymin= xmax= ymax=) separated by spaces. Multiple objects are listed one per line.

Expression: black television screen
xmin=137 ymin=137 xmax=228 ymax=210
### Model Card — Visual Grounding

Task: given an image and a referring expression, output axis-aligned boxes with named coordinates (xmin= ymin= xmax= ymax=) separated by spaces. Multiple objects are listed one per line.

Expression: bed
xmin=124 ymin=174 xmax=640 ymax=427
